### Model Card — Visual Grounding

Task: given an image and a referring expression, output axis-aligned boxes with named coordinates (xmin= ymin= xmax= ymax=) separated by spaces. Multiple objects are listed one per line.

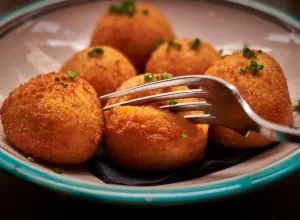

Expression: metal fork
xmin=100 ymin=75 xmax=300 ymax=144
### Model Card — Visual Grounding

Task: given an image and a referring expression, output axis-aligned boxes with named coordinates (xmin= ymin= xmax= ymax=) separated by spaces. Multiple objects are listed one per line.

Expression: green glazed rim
xmin=0 ymin=0 xmax=299 ymax=205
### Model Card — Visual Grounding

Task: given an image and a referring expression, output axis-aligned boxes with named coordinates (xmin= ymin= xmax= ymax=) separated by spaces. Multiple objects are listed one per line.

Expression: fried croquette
xmin=204 ymin=49 xmax=293 ymax=149
xmin=0 ymin=72 xmax=104 ymax=165
xmin=145 ymin=38 xmax=221 ymax=76
xmin=60 ymin=46 xmax=137 ymax=97
xmin=90 ymin=2 xmax=175 ymax=72
xmin=104 ymin=74 xmax=209 ymax=171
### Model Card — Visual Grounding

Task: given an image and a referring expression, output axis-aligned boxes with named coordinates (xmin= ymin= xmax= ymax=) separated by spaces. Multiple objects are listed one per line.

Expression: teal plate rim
xmin=0 ymin=0 xmax=300 ymax=205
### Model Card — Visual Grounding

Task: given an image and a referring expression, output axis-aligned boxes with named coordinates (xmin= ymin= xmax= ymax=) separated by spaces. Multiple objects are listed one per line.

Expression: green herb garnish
xmin=293 ymin=100 xmax=300 ymax=113
xmin=61 ymin=82 xmax=69 ymax=87
xmin=68 ymin=71 xmax=76 ymax=79
xmin=88 ymin=47 xmax=104 ymax=56
xmin=27 ymin=157 xmax=35 ymax=163
xmin=190 ymin=38 xmax=201 ymax=49
xmin=168 ymin=100 xmax=178 ymax=105
xmin=142 ymin=9 xmax=149 ymax=15
xmin=54 ymin=77 xmax=59 ymax=81
xmin=109 ymin=0 xmax=136 ymax=16
xmin=240 ymin=68 xmax=247 ymax=73
xmin=144 ymin=73 xmax=154 ymax=82
xmin=242 ymin=46 xmax=256 ymax=58
xmin=167 ymin=40 xmax=182 ymax=50
xmin=155 ymin=75 xmax=160 ymax=80
xmin=181 ymin=133 xmax=188 ymax=139
xmin=53 ymin=168 xmax=62 ymax=174
xmin=153 ymin=39 xmax=163 ymax=50
xmin=240 ymin=60 xmax=264 ymax=76
xmin=161 ymin=72 xmax=173 ymax=79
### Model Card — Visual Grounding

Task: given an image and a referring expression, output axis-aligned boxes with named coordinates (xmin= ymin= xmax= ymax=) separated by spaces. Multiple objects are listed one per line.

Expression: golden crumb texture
xmin=0 ymin=72 xmax=104 ymax=165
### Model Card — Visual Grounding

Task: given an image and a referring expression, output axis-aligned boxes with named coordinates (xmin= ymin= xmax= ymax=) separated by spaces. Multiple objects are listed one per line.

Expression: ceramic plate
xmin=0 ymin=0 xmax=300 ymax=205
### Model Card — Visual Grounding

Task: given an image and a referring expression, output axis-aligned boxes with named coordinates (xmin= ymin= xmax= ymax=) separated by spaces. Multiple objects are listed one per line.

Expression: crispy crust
xmin=0 ymin=72 xmax=104 ymax=164
xmin=146 ymin=39 xmax=221 ymax=76
xmin=90 ymin=3 xmax=175 ymax=72
xmin=60 ymin=46 xmax=137 ymax=97
xmin=204 ymin=51 xmax=293 ymax=148
xmin=104 ymin=74 xmax=209 ymax=171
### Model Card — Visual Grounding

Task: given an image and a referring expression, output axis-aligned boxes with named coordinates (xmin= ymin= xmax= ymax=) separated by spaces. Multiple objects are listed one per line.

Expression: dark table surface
xmin=0 ymin=0 xmax=300 ymax=219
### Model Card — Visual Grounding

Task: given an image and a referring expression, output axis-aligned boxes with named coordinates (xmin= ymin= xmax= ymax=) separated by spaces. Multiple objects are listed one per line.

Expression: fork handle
xmin=254 ymin=120 xmax=300 ymax=143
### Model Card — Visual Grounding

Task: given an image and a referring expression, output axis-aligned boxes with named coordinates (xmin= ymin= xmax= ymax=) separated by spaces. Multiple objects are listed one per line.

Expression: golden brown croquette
xmin=0 ymin=72 xmax=104 ymax=165
xmin=104 ymin=74 xmax=209 ymax=171
xmin=60 ymin=46 xmax=137 ymax=97
xmin=145 ymin=38 xmax=221 ymax=76
xmin=204 ymin=49 xmax=293 ymax=149
xmin=90 ymin=2 xmax=175 ymax=72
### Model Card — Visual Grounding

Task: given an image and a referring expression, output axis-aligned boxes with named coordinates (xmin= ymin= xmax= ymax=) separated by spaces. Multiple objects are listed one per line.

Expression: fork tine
xmin=184 ymin=114 xmax=216 ymax=124
xmin=159 ymin=101 xmax=212 ymax=112
xmin=100 ymin=75 xmax=208 ymax=102
xmin=102 ymin=89 xmax=210 ymax=111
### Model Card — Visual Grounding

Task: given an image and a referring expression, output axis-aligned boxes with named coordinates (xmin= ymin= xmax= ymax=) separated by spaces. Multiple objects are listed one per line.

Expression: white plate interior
xmin=0 ymin=0 xmax=299 ymax=188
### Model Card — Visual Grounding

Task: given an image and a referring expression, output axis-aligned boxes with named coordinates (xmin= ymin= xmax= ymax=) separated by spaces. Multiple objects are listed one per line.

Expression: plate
xmin=0 ymin=0 xmax=300 ymax=205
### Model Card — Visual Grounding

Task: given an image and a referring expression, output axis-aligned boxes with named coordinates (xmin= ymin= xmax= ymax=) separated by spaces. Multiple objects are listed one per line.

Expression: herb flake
xmin=53 ymin=168 xmax=62 ymax=174
xmin=161 ymin=72 xmax=173 ymax=79
xmin=54 ymin=77 xmax=59 ymax=81
xmin=181 ymin=133 xmax=188 ymax=139
xmin=190 ymin=38 xmax=201 ymax=49
xmin=168 ymin=100 xmax=178 ymax=105
xmin=153 ymin=39 xmax=163 ymax=50
xmin=144 ymin=73 xmax=154 ymax=82
xmin=167 ymin=40 xmax=182 ymax=50
xmin=88 ymin=48 xmax=104 ymax=56
xmin=27 ymin=157 xmax=35 ymax=163
xmin=61 ymin=82 xmax=69 ymax=87
xmin=109 ymin=0 xmax=136 ymax=16
xmin=293 ymin=101 xmax=300 ymax=113
xmin=68 ymin=71 xmax=76 ymax=79
xmin=240 ymin=60 xmax=264 ymax=76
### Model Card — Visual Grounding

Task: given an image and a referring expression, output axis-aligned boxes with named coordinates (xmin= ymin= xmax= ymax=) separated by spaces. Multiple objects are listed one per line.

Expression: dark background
xmin=0 ymin=1 xmax=300 ymax=219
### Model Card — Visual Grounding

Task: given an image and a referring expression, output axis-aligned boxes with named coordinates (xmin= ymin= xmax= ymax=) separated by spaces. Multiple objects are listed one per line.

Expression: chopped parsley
xmin=61 ymin=82 xmax=69 ymax=87
xmin=109 ymin=0 xmax=136 ymax=16
xmin=293 ymin=100 xmax=300 ymax=113
xmin=142 ymin=9 xmax=149 ymax=15
xmin=54 ymin=76 xmax=59 ymax=81
xmin=168 ymin=100 xmax=178 ymax=105
xmin=53 ymin=168 xmax=62 ymax=174
xmin=181 ymin=133 xmax=188 ymax=139
xmin=242 ymin=46 xmax=263 ymax=59
xmin=240 ymin=60 xmax=264 ymax=76
xmin=68 ymin=71 xmax=76 ymax=79
xmin=161 ymin=72 xmax=173 ymax=79
xmin=155 ymin=75 xmax=160 ymax=80
xmin=167 ymin=40 xmax=182 ymax=50
xmin=27 ymin=157 xmax=35 ymax=163
xmin=88 ymin=47 xmax=104 ymax=56
xmin=153 ymin=39 xmax=163 ymax=50
xmin=144 ymin=73 xmax=154 ymax=82
xmin=190 ymin=38 xmax=201 ymax=49
xmin=242 ymin=46 xmax=256 ymax=58
xmin=240 ymin=68 xmax=247 ymax=73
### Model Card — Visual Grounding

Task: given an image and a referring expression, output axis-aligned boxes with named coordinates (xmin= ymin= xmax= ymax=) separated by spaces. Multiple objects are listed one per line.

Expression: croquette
xmin=90 ymin=2 xmax=175 ymax=72
xmin=145 ymin=38 xmax=221 ymax=76
xmin=204 ymin=48 xmax=293 ymax=149
xmin=0 ymin=72 xmax=104 ymax=165
xmin=104 ymin=74 xmax=209 ymax=171
xmin=60 ymin=46 xmax=137 ymax=97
